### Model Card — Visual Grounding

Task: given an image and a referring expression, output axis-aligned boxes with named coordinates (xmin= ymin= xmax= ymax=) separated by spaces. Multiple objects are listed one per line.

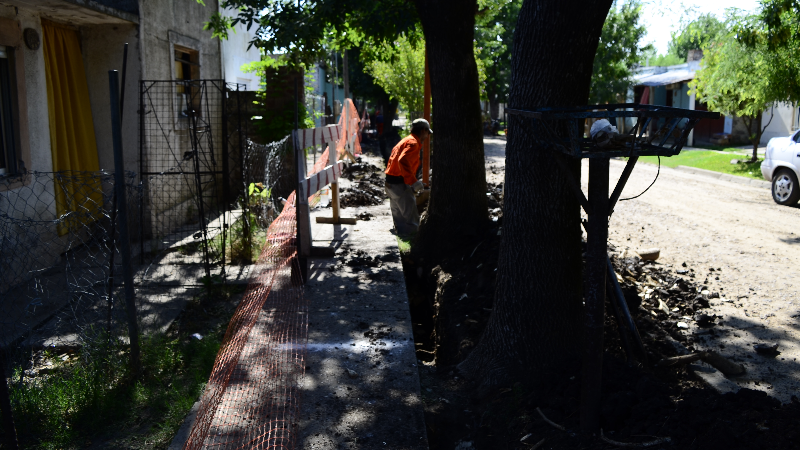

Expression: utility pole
xmin=343 ymin=49 xmax=350 ymax=101
xmin=333 ymin=52 xmax=338 ymax=123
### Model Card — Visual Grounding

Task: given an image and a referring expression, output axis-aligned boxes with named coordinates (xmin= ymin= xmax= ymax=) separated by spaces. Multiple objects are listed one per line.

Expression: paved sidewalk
xmin=298 ymin=157 xmax=428 ymax=449
xmin=169 ymin=154 xmax=428 ymax=449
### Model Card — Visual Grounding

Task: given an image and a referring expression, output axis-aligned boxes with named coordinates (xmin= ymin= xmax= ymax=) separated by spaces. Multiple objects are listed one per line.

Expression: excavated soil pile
xmin=404 ymin=189 xmax=800 ymax=449
xmin=330 ymin=244 xmax=399 ymax=283
xmin=339 ymin=162 xmax=387 ymax=207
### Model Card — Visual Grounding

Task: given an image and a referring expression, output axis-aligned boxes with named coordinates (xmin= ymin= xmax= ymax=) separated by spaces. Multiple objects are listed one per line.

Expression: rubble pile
xmin=340 ymin=162 xmax=388 ymax=207
xmin=331 ymin=246 xmax=396 ymax=271
xmin=486 ymin=182 xmax=503 ymax=222
xmin=342 ymin=162 xmax=381 ymax=181
xmin=609 ymin=251 xmax=726 ymax=355
xmin=340 ymin=179 xmax=386 ymax=207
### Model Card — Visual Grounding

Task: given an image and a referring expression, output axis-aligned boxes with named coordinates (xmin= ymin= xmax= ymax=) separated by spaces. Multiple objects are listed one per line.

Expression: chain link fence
xmin=1 ymin=171 xmax=140 ymax=355
xmin=0 ymin=133 xmax=294 ymax=443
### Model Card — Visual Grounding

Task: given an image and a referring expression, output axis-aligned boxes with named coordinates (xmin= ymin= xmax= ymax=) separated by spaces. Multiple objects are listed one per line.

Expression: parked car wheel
xmin=771 ymin=169 xmax=800 ymax=205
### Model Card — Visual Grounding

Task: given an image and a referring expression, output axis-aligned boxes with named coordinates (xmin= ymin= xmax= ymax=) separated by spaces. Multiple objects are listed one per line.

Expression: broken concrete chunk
xmin=638 ymin=248 xmax=660 ymax=261
xmin=754 ymin=343 xmax=780 ymax=356
xmin=695 ymin=313 xmax=717 ymax=327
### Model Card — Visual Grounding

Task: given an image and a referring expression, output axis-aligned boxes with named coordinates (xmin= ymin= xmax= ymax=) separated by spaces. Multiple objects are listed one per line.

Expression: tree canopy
xmin=668 ymin=13 xmax=726 ymax=60
xmin=210 ymin=0 xmax=419 ymax=66
xmin=589 ymin=0 xmax=650 ymax=104
xmin=690 ymin=11 xmax=794 ymax=160
xmin=737 ymin=0 xmax=800 ymax=102
xmin=362 ymin=31 xmax=425 ymax=118
xmin=474 ymin=0 xmax=520 ymax=108
xmin=634 ymin=12 xmax=725 ymax=68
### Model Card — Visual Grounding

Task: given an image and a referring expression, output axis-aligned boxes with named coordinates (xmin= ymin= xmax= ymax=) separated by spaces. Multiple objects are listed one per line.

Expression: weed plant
xmin=6 ymin=320 xmax=225 ymax=448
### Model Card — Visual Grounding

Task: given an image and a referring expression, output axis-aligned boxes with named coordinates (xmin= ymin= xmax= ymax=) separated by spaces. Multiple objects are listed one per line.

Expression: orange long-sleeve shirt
xmin=385 ymin=134 xmax=421 ymax=185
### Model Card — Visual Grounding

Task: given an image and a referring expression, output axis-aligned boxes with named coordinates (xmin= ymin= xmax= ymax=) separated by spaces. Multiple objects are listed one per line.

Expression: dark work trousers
xmin=385 ymin=181 xmax=419 ymax=236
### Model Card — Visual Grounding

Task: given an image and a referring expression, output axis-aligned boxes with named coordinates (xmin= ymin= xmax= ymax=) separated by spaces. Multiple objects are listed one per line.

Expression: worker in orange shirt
xmin=384 ymin=118 xmax=432 ymax=236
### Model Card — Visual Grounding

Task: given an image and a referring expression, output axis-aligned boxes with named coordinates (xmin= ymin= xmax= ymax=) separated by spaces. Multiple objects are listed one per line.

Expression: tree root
xmin=535 ymin=407 xmax=672 ymax=447
xmin=536 ymin=407 xmax=565 ymax=431
xmin=657 ymin=350 xmax=745 ymax=376
xmin=600 ymin=430 xmax=672 ymax=448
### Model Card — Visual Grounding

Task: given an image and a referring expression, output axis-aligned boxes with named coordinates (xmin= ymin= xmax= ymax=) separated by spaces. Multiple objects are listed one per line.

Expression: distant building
xmin=632 ymin=50 xmax=798 ymax=146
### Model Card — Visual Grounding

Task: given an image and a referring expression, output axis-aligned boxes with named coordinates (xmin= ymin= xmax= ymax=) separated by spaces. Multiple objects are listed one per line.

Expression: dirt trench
xmin=397 ymin=139 xmax=800 ymax=450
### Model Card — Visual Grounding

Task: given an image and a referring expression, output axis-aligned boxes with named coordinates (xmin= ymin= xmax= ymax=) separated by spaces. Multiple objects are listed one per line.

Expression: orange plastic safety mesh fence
xmin=183 ymin=191 xmax=307 ymax=450
xmin=337 ymin=98 xmax=362 ymax=159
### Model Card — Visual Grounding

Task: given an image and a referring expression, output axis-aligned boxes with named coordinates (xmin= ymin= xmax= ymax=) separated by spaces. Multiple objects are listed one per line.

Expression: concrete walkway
xmin=298 ymin=156 xmax=428 ymax=449
xmin=169 ymin=153 xmax=428 ymax=449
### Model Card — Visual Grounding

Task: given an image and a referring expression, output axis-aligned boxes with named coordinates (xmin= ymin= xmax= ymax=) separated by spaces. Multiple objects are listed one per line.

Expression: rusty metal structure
xmin=507 ymin=103 xmax=720 ymax=432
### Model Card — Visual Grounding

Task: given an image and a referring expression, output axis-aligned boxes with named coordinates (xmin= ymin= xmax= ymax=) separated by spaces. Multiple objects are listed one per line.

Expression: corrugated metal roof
xmin=635 ymin=68 xmax=694 ymax=87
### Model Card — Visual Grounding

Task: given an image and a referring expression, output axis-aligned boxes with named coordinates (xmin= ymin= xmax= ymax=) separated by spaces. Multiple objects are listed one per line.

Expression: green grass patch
xmin=636 ymin=150 xmax=764 ymax=180
xmin=206 ymin=212 xmax=270 ymax=264
xmin=396 ymin=236 xmax=413 ymax=254
xmin=7 ymin=287 xmax=240 ymax=449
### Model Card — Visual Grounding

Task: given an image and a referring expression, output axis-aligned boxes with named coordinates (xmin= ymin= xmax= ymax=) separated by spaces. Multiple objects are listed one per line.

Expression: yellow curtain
xmin=42 ymin=21 xmax=102 ymax=234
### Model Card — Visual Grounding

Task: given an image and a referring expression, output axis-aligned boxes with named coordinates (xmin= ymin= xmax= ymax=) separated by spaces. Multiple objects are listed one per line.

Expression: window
xmin=174 ymin=46 xmax=200 ymax=119
xmin=0 ymin=45 xmax=18 ymax=176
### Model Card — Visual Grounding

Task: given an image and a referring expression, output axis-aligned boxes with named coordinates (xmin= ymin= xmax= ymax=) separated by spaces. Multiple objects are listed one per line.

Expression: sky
xmin=639 ymin=0 xmax=763 ymax=54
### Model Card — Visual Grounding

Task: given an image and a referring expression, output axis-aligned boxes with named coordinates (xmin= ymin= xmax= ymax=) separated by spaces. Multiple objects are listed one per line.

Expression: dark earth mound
xmin=402 ymin=185 xmax=800 ymax=450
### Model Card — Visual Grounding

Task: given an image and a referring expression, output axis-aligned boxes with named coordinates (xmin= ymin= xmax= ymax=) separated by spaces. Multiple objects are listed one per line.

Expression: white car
xmin=762 ymin=130 xmax=800 ymax=205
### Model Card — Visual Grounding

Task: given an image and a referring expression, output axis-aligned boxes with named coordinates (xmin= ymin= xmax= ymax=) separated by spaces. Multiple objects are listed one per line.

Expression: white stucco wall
xmin=760 ymin=103 xmax=797 ymax=144
xmin=138 ymin=0 xmax=222 ymax=82
xmin=81 ymin=23 xmax=141 ymax=173
xmin=219 ymin=9 xmax=261 ymax=91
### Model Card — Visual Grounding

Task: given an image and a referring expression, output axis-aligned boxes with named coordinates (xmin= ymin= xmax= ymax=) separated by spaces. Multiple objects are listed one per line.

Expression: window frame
xmin=0 ymin=18 xmax=31 ymax=190
xmin=168 ymin=32 xmax=203 ymax=129
xmin=0 ymin=45 xmax=19 ymax=175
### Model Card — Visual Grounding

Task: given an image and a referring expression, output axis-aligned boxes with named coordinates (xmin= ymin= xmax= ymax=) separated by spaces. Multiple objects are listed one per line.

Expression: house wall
xmin=81 ymin=23 xmax=141 ymax=173
xmin=219 ymin=8 xmax=260 ymax=91
xmin=138 ymin=0 xmax=222 ymax=81
xmin=760 ymin=103 xmax=797 ymax=144
xmin=306 ymin=64 xmax=346 ymax=127
xmin=137 ymin=0 xmax=227 ymax=241
xmin=672 ymin=82 xmax=691 ymax=110
xmin=0 ymin=6 xmax=54 ymax=175
xmin=653 ymin=86 xmax=667 ymax=107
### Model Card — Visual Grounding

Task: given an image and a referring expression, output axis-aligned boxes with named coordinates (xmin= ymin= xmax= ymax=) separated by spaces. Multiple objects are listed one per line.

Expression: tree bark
xmin=458 ymin=0 xmax=612 ymax=391
xmin=415 ymin=0 xmax=488 ymax=252
xmin=752 ymin=111 xmax=763 ymax=162
xmin=489 ymin=95 xmax=500 ymax=121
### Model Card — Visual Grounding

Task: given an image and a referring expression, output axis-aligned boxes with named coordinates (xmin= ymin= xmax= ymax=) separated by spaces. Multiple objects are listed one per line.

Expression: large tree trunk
xmin=415 ymin=0 xmax=488 ymax=253
xmin=458 ymin=0 xmax=612 ymax=391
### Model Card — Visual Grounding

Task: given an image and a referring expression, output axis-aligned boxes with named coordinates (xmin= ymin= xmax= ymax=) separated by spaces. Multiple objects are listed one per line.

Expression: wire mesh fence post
xmin=0 ymin=347 xmax=19 ymax=450
xmin=581 ymin=157 xmax=610 ymax=433
xmin=109 ymin=70 xmax=141 ymax=374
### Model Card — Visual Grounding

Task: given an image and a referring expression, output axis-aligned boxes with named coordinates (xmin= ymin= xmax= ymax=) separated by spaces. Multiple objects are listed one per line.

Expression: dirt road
xmin=484 ymin=138 xmax=800 ymax=403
